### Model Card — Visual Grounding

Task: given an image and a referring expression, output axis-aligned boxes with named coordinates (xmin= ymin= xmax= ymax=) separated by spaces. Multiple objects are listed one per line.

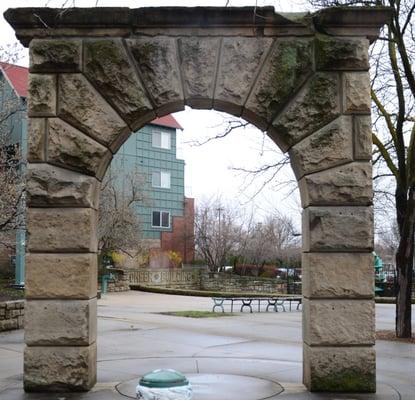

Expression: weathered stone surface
xmin=28 ymin=74 xmax=56 ymax=117
xmin=47 ymin=118 xmax=111 ymax=179
xmin=299 ymin=162 xmax=372 ymax=207
xmin=27 ymin=208 xmax=97 ymax=253
xmin=271 ymin=73 xmax=340 ymax=151
xmin=25 ymin=299 xmax=96 ymax=346
xmin=178 ymin=37 xmax=220 ymax=108
xmin=303 ymin=299 xmax=375 ymax=346
xmin=244 ymin=39 xmax=312 ymax=129
xmin=127 ymin=37 xmax=184 ymax=115
xmin=30 ymin=39 xmax=82 ymax=72
xmin=303 ymin=206 xmax=373 ymax=252
xmin=315 ymin=36 xmax=369 ymax=71
xmin=215 ymin=37 xmax=273 ymax=116
xmin=27 ymin=163 xmax=100 ymax=208
xmin=343 ymin=72 xmax=371 ymax=113
xmin=58 ymin=74 xmax=129 ymax=152
xmin=27 ymin=118 xmax=46 ymax=162
xmin=354 ymin=115 xmax=373 ymax=160
xmin=289 ymin=116 xmax=353 ymax=179
xmin=303 ymin=345 xmax=376 ymax=392
xmin=25 ymin=253 xmax=97 ymax=299
xmin=24 ymin=343 xmax=96 ymax=392
xmin=84 ymin=39 xmax=154 ymax=128
xmin=302 ymin=253 xmax=374 ymax=299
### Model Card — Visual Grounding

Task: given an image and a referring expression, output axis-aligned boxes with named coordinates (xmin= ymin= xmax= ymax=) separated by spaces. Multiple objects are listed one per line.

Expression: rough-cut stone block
xmin=244 ymin=39 xmax=312 ymax=129
xmin=83 ymin=39 xmax=154 ymax=128
xmin=303 ymin=344 xmax=376 ymax=392
xmin=24 ymin=343 xmax=97 ymax=392
xmin=315 ymin=36 xmax=369 ymax=71
xmin=58 ymin=73 xmax=130 ymax=152
xmin=27 ymin=118 xmax=46 ymax=162
xmin=298 ymin=162 xmax=372 ymax=207
xmin=47 ymin=118 xmax=111 ymax=179
xmin=303 ymin=299 xmax=375 ymax=346
xmin=271 ymin=73 xmax=340 ymax=151
xmin=27 ymin=208 xmax=97 ymax=253
xmin=27 ymin=163 xmax=100 ymax=208
xmin=302 ymin=253 xmax=374 ymax=299
xmin=354 ymin=115 xmax=373 ymax=160
xmin=30 ymin=39 xmax=82 ymax=72
xmin=303 ymin=206 xmax=373 ymax=252
xmin=127 ymin=37 xmax=184 ymax=115
xmin=343 ymin=72 xmax=371 ymax=114
xmin=289 ymin=116 xmax=353 ymax=179
xmin=26 ymin=253 xmax=97 ymax=299
xmin=214 ymin=37 xmax=273 ymax=116
xmin=25 ymin=299 xmax=96 ymax=345
xmin=178 ymin=37 xmax=220 ymax=109
xmin=28 ymin=74 xmax=56 ymax=117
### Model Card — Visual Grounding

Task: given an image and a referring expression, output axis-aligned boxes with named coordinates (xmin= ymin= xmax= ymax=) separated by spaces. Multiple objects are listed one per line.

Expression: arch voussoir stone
xmin=58 ymin=73 xmax=130 ymax=152
xmin=83 ymin=38 xmax=155 ymax=129
xmin=126 ymin=37 xmax=185 ymax=116
xmin=4 ymin=5 xmax=392 ymax=394
xmin=243 ymin=38 xmax=313 ymax=132
xmin=270 ymin=72 xmax=341 ymax=152
xmin=213 ymin=36 xmax=273 ymax=117
xmin=178 ymin=37 xmax=221 ymax=109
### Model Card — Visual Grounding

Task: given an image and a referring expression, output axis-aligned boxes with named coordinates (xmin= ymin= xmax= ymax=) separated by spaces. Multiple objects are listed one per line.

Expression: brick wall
xmin=161 ymin=197 xmax=195 ymax=263
xmin=0 ymin=299 xmax=24 ymax=331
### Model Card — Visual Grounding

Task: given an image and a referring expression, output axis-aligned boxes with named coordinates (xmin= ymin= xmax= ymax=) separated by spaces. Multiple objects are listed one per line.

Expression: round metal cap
xmin=139 ymin=369 xmax=189 ymax=388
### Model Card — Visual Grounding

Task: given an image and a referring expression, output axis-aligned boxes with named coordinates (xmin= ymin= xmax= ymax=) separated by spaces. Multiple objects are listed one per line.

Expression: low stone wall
xmin=200 ymin=272 xmax=286 ymax=293
xmin=0 ymin=299 xmax=24 ymax=332
xmin=129 ymin=268 xmax=200 ymax=289
xmin=129 ymin=269 xmax=288 ymax=293
xmin=99 ymin=269 xmax=130 ymax=292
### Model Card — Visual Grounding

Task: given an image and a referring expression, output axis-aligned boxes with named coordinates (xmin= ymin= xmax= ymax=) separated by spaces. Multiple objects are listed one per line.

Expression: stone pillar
xmin=298 ymin=36 xmax=376 ymax=392
xmin=24 ymin=44 xmax=102 ymax=391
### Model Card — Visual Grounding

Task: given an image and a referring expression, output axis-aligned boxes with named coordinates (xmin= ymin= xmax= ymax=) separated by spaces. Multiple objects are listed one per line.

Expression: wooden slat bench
xmin=212 ymin=296 xmax=302 ymax=313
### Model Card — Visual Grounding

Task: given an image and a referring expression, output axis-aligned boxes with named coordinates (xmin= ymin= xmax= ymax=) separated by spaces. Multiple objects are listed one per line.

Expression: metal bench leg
xmin=241 ymin=300 xmax=253 ymax=313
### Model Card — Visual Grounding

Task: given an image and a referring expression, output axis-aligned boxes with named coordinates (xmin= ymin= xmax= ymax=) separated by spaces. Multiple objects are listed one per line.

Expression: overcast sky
xmin=0 ymin=0 xmax=313 ymax=228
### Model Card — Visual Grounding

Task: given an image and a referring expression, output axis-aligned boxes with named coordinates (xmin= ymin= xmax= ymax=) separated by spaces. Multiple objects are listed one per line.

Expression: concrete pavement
xmin=0 ymin=291 xmax=414 ymax=399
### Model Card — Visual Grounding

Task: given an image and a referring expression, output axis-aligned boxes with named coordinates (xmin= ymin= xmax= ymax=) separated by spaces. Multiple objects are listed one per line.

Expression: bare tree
xmin=98 ymin=166 xmax=148 ymax=258
xmin=308 ymin=0 xmax=415 ymax=340
xmin=238 ymin=211 xmax=300 ymax=266
xmin=0 ymin=62 xmax=26 ymax=252
xmin=194 ymin=199 xmax=242 ymax=272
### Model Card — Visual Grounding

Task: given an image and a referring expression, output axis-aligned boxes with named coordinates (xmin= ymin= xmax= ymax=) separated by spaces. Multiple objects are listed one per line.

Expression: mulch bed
xmin=376 ymin=330 xmax=415 ymax=344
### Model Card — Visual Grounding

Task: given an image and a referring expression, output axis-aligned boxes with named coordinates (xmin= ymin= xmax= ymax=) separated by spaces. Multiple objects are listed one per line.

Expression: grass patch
xmin=160 ymin=310 xmax=235 ymax=318
xmin=0 ymin=279 xmax=24 ymax=302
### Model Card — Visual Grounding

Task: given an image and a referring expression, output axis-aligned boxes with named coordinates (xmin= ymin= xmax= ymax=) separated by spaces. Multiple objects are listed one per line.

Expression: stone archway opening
xmin=4 ymin=5 xmax=391 ymax=394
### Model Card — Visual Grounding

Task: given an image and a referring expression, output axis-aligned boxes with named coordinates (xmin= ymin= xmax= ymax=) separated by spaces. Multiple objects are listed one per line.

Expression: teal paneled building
xmin=113 ymin=115 xmax=186 ymax=241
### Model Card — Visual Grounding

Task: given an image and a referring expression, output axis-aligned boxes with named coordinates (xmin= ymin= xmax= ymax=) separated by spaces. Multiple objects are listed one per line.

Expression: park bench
xmin=211 ymin=296 xmax=302 ymax=313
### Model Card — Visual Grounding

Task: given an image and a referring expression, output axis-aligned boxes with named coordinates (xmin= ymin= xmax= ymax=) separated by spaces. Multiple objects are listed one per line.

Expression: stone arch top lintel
xmin=5 ymin=6 xmax=392 ymax=47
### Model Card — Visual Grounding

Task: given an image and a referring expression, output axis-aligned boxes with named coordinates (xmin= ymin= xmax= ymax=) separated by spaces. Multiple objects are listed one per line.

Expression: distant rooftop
xmin=0 ymin=62 xmax=28 ymax=98
xmin=0 ymin=61 xmax=182 ymax=130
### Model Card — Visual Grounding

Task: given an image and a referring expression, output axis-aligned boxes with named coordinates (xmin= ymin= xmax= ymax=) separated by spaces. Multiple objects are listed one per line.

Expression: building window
xmin=152 ymin=171 xmax=170 ymax=189
xmin=152 ymin=130 xmax=171 ymax=149
xmin=152 ymin=211 xmax=170 ymax=228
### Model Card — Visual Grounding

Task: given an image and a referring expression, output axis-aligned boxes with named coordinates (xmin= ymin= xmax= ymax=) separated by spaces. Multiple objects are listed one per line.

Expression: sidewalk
xmin=0 ymin=291 xmax=414 ymax=399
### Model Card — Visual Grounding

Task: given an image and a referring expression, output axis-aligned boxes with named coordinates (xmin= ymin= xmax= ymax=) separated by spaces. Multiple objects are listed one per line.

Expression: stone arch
xmin=5 ymin=5 xmax=390 ymax=394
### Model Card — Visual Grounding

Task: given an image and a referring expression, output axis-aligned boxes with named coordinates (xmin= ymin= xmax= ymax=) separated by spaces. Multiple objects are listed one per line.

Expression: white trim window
xmin=152 ymin=211 xmax=170 ymax=228
xmin=152 ymin=170 xmax=171 ymax=189
xmin=152 ymin=130 xmax=171 ymax=149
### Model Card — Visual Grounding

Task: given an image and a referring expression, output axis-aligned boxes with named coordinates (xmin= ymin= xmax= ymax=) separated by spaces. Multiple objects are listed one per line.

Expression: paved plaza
xmin=0 ymin=291 xmax=414 ymax=399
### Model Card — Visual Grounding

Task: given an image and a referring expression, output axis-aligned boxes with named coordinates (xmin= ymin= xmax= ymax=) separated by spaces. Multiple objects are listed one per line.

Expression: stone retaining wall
xmin=129 ymin=268 xmax=289 ymax=293
xmin=200 ymin=272 xmax=286 ymax=293
xmin=0 ymin=299 xmax=24 ymax=332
